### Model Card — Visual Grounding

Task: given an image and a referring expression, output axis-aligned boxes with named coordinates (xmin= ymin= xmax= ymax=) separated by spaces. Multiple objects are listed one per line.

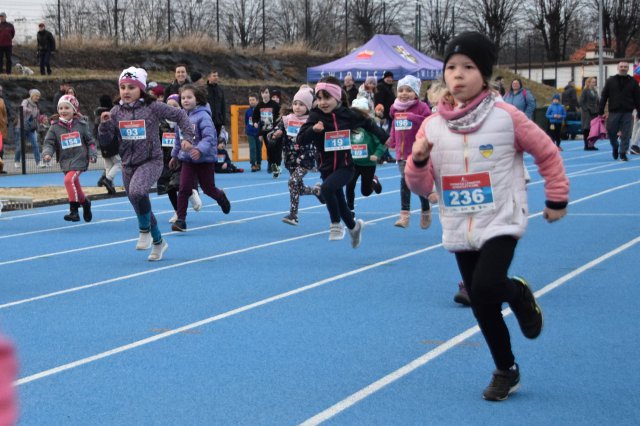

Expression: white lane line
xmin=299 ymin=234 xmax=640 ymax=426
xmin=14 ymin=242 xmax=444 ymax=386
xmin=0 ymin=211 xmax=408 ymax=310
xmin=0 ymin=190 xmax=399 ymax=266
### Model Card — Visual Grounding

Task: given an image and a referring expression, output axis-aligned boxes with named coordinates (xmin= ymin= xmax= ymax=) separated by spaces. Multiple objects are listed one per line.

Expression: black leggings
xmin=320 ymin=168 xmax=356 ymax=229
xmin=346 ymin=164 xmax=376 ymax=211
xmin=455 ymin=236 xmax=520 ymax=370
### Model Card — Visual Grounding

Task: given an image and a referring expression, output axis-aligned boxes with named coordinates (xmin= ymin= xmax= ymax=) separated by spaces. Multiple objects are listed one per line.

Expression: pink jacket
xmin=0 ymin=335 xmax=17 ymax=425
xmin=587 ymin=116 xmax=607 ymax=146
xmin=388 ymin=101 xmax=431 ymax=160
xmin=405 ymin=94 xmax=569 ymax=251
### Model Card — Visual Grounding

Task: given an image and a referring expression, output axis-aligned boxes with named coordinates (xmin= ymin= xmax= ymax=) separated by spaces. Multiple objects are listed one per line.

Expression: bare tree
xmin=528 ymin=0 xmax=582 ymax=62
xmin=588 ymin=0 xmax=640 ymax=57
xmin=423 ymin=0 xmax=456 ymax=57
xmin=225 ymin=0 xmax=261 ymax=48
xmin=348 ymin=0 xmax=405 ymax=45
xmin=459 ymin=0 xmax=523 ymax=57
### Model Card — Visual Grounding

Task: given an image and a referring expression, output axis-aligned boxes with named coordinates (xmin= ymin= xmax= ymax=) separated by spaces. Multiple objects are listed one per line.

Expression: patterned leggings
xmin=288 ymin=166 xmax=315 ymax=217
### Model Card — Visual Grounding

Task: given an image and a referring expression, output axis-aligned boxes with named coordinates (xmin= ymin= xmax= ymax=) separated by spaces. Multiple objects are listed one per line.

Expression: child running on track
xmin=298 ymin=76 xmax=388 ymax=248
xmin=169 ymin=84 xmax=231 ymax=232
xmin=345 ymin=97 xmax=386 ymax=218
xmin=43 ymin=94 xmax=97 ymax=222
xmin=405 ymin=32 xmax=569 ymax=401
xmin=387 ymin=74 xmax=432 ymax=229
xmin=99 ymin=67 xmax=195 ymax=261
xmin=272 ymin=87 xmax=321 ymax=225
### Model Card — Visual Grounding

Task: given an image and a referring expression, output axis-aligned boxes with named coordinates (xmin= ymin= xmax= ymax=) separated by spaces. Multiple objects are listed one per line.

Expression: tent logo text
xmin=356 ymin=50 xmax=374 ymax=59
xmin=393 ymin=45 xmax=417 ymax=64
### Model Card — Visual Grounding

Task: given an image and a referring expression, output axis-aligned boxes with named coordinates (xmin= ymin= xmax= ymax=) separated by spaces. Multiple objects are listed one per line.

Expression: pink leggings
xmin=64 ymin=170 xmax=86 ymax=203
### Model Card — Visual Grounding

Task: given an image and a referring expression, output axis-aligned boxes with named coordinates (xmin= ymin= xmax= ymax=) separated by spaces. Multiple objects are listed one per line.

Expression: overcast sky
xmin=2 ymin=0 xmax=51 ymax=42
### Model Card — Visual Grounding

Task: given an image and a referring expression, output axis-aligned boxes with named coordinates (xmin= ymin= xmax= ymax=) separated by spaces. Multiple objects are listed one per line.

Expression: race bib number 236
xmin=441 ymin=172 xmax=495 ymax=213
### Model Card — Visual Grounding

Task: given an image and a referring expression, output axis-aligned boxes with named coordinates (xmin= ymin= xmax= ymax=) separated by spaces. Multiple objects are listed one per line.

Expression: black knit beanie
xmin=443 ymin=32 xmax=497 ymax=80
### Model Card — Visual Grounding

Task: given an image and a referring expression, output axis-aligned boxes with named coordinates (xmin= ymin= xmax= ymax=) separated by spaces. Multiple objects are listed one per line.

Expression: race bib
xmin=350 ymin=144 xmax=368 ymax=159
xmin=217 ymin=154 xmax=226 ymax=163
xmin=60 ymin=131 xmax=82 ymax=150
xmin=394 ymin=113 xmax=412 ymax=131
xmin=441 ymin=172 xmax=495 ymax=213
xmin=324 ymin=130 xmax=351 ymax=151
xmin=286 ymin=120 xmax=304 ymax=137
xmin=161 ymin=132 xmax=176 ymax=148
xmin=119 ymin=120 xmax=146 ymax=140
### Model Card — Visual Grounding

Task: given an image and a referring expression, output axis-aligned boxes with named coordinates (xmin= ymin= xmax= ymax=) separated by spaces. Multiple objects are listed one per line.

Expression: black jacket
xmin=344 ymin=86 xmax=358 ymax=106
xmin=599 ymin=74 xmax=640 ymax=115
xmin=206 ymin=83 xmax=226 ymax=127
xmin=297 ymin=105 xmax=388 ymax=175
xmin=37 ymin=29 xmax=56 ymax=53
xmin=374 ymin=80 xmax=395 ymax=120
xmin=163 ymin=79 xmax=191 ymax=99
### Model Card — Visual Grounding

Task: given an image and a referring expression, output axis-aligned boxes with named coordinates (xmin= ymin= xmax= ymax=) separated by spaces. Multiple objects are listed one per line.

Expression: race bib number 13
xmin=441 ymin=172 xmax=495 ymax=213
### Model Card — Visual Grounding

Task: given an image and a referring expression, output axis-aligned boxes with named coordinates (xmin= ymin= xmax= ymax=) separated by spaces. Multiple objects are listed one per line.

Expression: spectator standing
xmin=36 ymin=22 xmax=56 ymax=76
xmin=598 ymin=61 xmax=640 ymax=162
xmin=206 ymin=69 xmax=226 ymax=136
xmin=546 ymin=93 xmax=567 ymax=149
xmin=503 ymin=79 xmax=536 ymax=120
xmin=374 ymin=71 xmax=396 ymax=124
xmin=579 ymin=77 xmax=600 ymax=151
xmin=0 ymin=12 xmax=14 ymax=74
xmin=163 ymin=64 xmax=191 ymax=98
xmin=343 ymin=74 xmax=358 ymax=105
xmin=245 ymin=93 xmax=261 ymax=171
xmin=15 ymin=89 xmax=44 ymax=168
xmin=53 ymin=82 xmax=71 ymax=106
xmin=561 ymin=81 xmax=579 ymax=113
xmin=0 ymin=84 xmax=13 ymax=147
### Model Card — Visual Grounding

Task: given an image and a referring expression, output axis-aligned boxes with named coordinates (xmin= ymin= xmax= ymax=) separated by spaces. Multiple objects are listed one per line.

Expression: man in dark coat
xmin=0 ymin=12 xmax=15 ymax=74
xmin=374 ymin=71 xmax=396 ymax=122
xmin=37 ymin=23 xmax=56 ymax=76
xmin=343 ymin=74 xmax=358 ymax=106
xmin=163 ymin=64 xmax=191 ymax=98
xmin=561 ymin=81 xmax=579 ymax=112
xmin=206 ymin=70 xmax=226 ymax=136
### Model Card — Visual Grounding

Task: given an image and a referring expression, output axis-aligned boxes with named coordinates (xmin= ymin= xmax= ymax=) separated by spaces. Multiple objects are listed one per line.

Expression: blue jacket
xmin=245 ymin=107 xmax=259 ymax=136
xmin=504 ymin=89 xmax=536 ymax=119
xmin=545 ymin=102 xmax=566 ymax=124
xmin=172 ymin=104 xmax=218 ymax=163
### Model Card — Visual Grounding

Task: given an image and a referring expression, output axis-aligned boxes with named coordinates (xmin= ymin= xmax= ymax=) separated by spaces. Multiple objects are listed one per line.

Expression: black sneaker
xmin=171 ymin=219 xmax=187 ymax=232
xmin=509 ymin=276 xmax=543 ymax=339
xmin=103 ymin=177 xmax=116 ymax=195
xmin=273 ymin=164 xmax=281 ymax=178
xmin=612 ymin=147 xmax=619 ymax=160
xmin=97 ymin=174 xmax=106 ymax=187
xmin=453 ymin=281 xmax=471 ymax=306
xmin=372 ymin=175 xmax=382 ymax=194
xmin=218 ymin=191 xmax=231 ymax=214
xmin=620 ymin=153 xmax=629 ymax=162
xmin=483 ymin=364 xmax=520 ymax=401
xmin=82 ymin=199 xmax=92 ymax=222
xmin=631 ymin=145 xmax=640 ymax=155
xmin=64 ymin=211 xmax=80 ymax=222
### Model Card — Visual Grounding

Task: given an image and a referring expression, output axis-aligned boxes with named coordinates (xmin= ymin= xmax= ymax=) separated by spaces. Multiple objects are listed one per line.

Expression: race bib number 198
xmin=441 ymin=172 xmax=495 ymax=213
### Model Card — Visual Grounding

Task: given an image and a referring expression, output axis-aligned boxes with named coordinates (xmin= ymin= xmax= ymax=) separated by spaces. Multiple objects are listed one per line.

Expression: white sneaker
xmin=168 ymin=213 xmax=178 ymax=223
xmin=14 ymin=162 xmax=20 ymax=169
xmin=148 ymin=239 xmax=168 ymax=261
xmin=189 ymin=189 xmax=202 ymax=212
xmin=135 ymin=231 xmax=152 ymax=250
xmin=37 ymin=160 xmax=46 ymax=168
xmin=349 ymin=219 xmax=364 ymax=248
xmin=328 ymin=223 xmax=345 ymax=241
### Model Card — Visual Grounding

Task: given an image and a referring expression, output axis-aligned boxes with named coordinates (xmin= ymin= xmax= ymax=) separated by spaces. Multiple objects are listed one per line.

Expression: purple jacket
xmin=98 ymin=100 xmax=194 ymax=168
xmin=389 ymin=101 xmax=431 ymax=161
xmin=172 ymin=104 xmax=218 ymax=163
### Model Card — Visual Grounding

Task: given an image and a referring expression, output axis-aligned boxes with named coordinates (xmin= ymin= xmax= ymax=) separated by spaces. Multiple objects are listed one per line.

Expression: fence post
xmin=19 ymin=106 xmax=26 ymax=175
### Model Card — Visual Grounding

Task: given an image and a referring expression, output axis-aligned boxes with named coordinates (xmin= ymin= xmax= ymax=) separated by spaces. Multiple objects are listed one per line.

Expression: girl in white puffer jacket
xmin=406 ymin=32 xmax=569 ymax=402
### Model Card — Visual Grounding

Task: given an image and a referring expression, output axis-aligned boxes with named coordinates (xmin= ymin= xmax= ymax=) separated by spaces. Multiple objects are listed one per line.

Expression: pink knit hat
xmin=57 ymin=94 xmax=79 ymax=113
xmin=293 ymin=88 xmax=313 ymax=112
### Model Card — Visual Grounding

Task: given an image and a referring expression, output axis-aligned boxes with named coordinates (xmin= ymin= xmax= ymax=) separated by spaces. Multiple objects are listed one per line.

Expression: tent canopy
xmin=307 ymin=34 xmax=443 ymax=82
